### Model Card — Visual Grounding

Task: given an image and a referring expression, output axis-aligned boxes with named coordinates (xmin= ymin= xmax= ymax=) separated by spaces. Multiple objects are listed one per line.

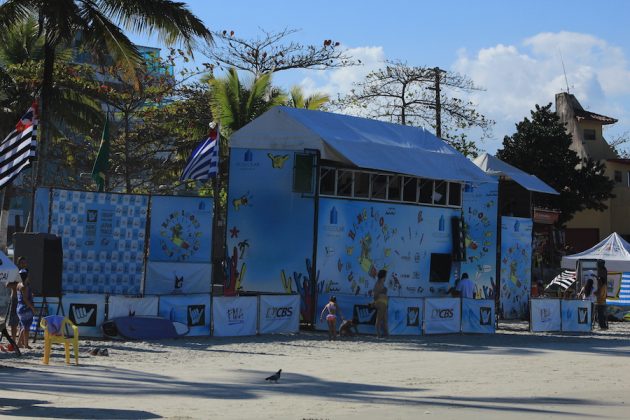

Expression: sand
xmin=1 ymin=322 xmax=629 ymax=419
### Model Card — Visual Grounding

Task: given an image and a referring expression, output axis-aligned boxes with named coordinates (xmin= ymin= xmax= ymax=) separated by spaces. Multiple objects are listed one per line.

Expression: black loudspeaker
xmin=13 ymin=233 xmax=63 ymax=297
xmin=451 ymin=217 xmax=466 ymax=262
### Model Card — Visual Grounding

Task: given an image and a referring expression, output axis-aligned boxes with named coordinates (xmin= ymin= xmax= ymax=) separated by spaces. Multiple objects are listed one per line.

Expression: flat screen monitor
xmin=430 ymin=253 xmax=452 ymax=282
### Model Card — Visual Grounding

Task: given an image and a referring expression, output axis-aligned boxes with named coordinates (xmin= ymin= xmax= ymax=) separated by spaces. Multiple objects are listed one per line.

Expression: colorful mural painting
xmin=316 ymin=198 xmax=459 ymax=300
xmin=500 ymin=216 xmax=533 ymax=319
xmin=226 ymin=148 xmax=315 ymax=312
xmin=46 ymin=189 xmax=149 ymax=294
xmin=148 ymin=196 xmax=213 ymax=263
xmin=460 ymin=182 xmax=499 ymax=299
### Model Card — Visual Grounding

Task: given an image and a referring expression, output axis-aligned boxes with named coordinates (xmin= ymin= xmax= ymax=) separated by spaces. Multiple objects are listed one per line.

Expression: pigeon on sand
xmin=265 ymin=369 xmax=282 ymax=383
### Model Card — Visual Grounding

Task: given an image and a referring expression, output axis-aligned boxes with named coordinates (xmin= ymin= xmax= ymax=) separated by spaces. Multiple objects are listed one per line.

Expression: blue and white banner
xmin=388 ymin=297 xmax=423 ymax=335
xmin=62 ymin=293 xmax=107 ymax=337
xmin=33 ymin=187 xmax=50 ymax=233
xmin=145 ymin=262 xmax=211 ymax=295
xmin=500 ymin=216 xmax=533 ymax=319
xmin=561 ymin=300 xmax=592 ymax=332
xmin=424 ymin=298 xmax=461 ymax=334
xmin=158 ymin=294 xmax=211 ymax=336
xmin=108 ymin=295 xmax=159 ymax=319
xmin=49 ymin=189 xmax=148 ymax=295
xmin=530 ymin=298 xmax=561 ymax=332
xmin=259 ymin=295 xmax=300 ymax=334
xmin=212 ymin=296 xmax=258 ymax=336
xmin=461 ymin=299 xmax=495 ymax=334
xmin=314 ymin=294 xmax=376 ymax=334
xmin=148 ymin=196 xmax=213 ymax=263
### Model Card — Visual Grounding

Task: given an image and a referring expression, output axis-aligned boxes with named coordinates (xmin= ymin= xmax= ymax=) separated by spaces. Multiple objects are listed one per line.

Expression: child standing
xmin=16 ymin=269 xmax=35 ymax=349
xmin=320 ymin=296 xmax=344 ymax=340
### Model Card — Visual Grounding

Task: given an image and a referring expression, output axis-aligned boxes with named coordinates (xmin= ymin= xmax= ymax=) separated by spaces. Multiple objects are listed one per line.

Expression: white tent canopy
xmin=561 ymin=232 xmax=630 ymax=272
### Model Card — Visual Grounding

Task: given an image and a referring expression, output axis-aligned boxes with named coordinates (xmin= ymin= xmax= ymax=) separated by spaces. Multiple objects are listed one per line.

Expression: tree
xmin=497 ymin=103 xmax=615 ymax=226
xmin=204 ymin=27 xmax=355 ymax=77
xmin=0 ymin=0 xmax=212 ymax=186
xmin=287 ymin=86 xmax=329 ymax=110
xmin=333 ymin=61 xmax=493 ymax=150
xmin=208 ymin=68 xmax=286 ymax=136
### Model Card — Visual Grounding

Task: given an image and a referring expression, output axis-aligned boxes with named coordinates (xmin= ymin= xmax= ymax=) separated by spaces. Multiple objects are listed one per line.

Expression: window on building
xmin=387 ymin=175 xmax=402 ymax=201
xmin=402 ymin=177 xmax=417 ymax=202
xmin=371 ymin=174 xmax=388 ymax=199
xmin=584 ymin=129 xmax=596 ymax=141
xmin=354 ymin=172 xmax=370 ymax=198
xmin=614 ymin=170 xmax=622 ymax=183
xmin=433 ymin=181 xmax=447 ymax=205
xmin=448 ymin=182 xmax=462 ymax=206
xmin=319 ymin=168 xmax=336 ymax=195
xmin=419 ymin=179 xmax=433 ymax=204
xmin=337 ymin=170 xmax=353 ymax=197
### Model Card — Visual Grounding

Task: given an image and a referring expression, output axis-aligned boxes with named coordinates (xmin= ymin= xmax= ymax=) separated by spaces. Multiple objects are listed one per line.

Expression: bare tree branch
xmin=203 ymin=27 xmax=357 ymax=76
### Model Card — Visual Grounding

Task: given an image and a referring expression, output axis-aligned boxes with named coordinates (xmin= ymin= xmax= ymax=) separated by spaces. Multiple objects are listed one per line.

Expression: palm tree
xmin=0 ymin=0 xmax=212 ymax=185
xmin=288 ymin=86 xmax=329 ymax=110
xmin=208 ymin=68 xmax=286 ymax=136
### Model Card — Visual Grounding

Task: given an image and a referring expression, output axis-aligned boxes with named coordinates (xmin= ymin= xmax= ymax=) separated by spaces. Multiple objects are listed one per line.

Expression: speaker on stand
xmin=13 ymin=233 xmax=64 ymax=341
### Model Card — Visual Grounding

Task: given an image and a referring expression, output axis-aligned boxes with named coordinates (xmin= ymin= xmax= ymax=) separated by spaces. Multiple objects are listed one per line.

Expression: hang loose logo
xmin=69 ymin=304 xmax=97 ymax=326
xmin=187 ymin=305 xmax=205 ymax=327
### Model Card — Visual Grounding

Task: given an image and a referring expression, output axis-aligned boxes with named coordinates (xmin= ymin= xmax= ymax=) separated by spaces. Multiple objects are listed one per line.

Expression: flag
xmin=0 ymin=103 xmax=38 ymax=189
xmin=180 ymin=125 xmax=219 ymax=181
xmin=91 ymin=115 xmax=110 ymax=192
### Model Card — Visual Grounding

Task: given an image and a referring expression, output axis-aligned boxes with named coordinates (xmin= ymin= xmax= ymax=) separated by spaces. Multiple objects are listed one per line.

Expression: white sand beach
xmin=1 ymin=323 xmax=629 ymax=419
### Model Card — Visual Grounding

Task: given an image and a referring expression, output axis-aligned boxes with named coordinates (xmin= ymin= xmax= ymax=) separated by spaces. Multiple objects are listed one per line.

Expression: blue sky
xmin=132 ymin=0 xmax=630 ymax=153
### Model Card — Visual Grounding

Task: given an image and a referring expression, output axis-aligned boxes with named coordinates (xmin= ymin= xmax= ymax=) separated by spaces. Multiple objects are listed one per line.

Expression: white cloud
xmin=453 ymin=31 xmax=630 ymax=153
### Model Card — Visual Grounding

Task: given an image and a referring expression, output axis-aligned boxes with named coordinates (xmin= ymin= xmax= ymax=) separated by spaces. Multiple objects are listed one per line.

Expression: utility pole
xmin=433 ymin=67 xmax=445 ymax=138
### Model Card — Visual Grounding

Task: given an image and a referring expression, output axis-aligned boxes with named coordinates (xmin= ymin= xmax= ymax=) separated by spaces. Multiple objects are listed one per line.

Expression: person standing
xmin=372 ymin=269 xmax=389 ymax=338
xmin=456 ymin=272 xmax=475 ymax=299
xmin=595 ymin=260 xmax=608 ymax=330
xmin=16 ymin=269 xmax=35 ymax=349
xmin=4 ymin=279 xmax=19 ymax=345
xmin=320 ymin=296 xmax=344 ymax=341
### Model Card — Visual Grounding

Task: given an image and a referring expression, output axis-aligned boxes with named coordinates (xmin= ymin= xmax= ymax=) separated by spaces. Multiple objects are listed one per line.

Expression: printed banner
xmin=500 ymin=216 xmax=533 ymax=319
xmin=145 ymin=262 xmax=211 ymax=295
xmin=388 ymin=297 xmax=424 ymax=335
xmin=317 ymin=198 xmax=458 ymax=299
xmin=561 ymin=300 xmax=592 ymax=332
xmin=33 ymin=187 xmax=51 ymax=233
xmin=226 ymin=148 xmax=315 ymax=296
xmin=49 ymin=189 xmax=148 ymax=295
xmin=108 ymin=295 xmax=159 ymax=319
xmin=158 ymin=294 xmax=211 ymax=336
xmin=314 ymin=294 xmax=376 ymax=334
xmin=530 ymin=298 xmax=561 ymax=332
xmin=148 ymin=196 xmax=213 ymax=263
xmin=461 ymin=298 xmax=495 ymax=334
xmin=461 ymin=182 xmax=499 ymax=299
xmin=212 ymin=296 xmax=258 ymax=337
xmin=259 ymin=295 xmax=300 ymax=334
xmin=424 ymin=297 xmax=461 ymax=334
xmin=62 ymin=293 xmax=107 ymax=337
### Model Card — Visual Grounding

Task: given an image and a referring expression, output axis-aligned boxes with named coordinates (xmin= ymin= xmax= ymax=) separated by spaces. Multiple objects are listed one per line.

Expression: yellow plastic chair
xmin=40 ymin=315 xmax=79 ymax=365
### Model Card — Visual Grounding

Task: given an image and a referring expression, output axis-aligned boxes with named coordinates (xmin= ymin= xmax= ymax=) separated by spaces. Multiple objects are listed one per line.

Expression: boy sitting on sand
xmin=339 ymin=317 xmax=359 ymax=337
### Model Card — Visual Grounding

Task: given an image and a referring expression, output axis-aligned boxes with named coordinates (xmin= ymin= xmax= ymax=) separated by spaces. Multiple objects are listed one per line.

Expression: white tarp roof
xmin=473 ymin=153 xmax=558 ymax=195
xmin=561 ymin=232 xmax=630 ymax=272
xmin=230 ymin=107 xmax=496 ymax=183
xmin=0 ymin=250 xmax=18 ymax=286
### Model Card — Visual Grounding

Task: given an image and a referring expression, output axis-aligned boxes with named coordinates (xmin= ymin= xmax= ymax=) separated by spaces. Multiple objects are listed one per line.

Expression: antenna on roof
xmin=560 ymin=51 xmax=570 ymax=94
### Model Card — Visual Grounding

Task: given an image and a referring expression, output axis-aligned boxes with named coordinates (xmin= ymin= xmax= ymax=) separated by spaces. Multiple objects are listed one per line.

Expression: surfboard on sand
xmin=102 ymin=316 xmax=189 ymax=340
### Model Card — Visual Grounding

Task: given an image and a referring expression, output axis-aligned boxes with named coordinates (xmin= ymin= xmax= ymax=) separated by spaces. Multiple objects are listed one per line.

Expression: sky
xmin=132 ymin=0 xmax=630 ymax=153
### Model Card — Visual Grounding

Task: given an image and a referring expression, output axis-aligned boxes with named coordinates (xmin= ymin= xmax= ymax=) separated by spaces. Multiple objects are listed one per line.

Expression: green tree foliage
xmin=287 ymin=86 xmax=329 ymax=110
xmin=0 ymin=0 xmax=212 ymax=184
xmin=497 ymin=103 xmax=615 ymax=226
